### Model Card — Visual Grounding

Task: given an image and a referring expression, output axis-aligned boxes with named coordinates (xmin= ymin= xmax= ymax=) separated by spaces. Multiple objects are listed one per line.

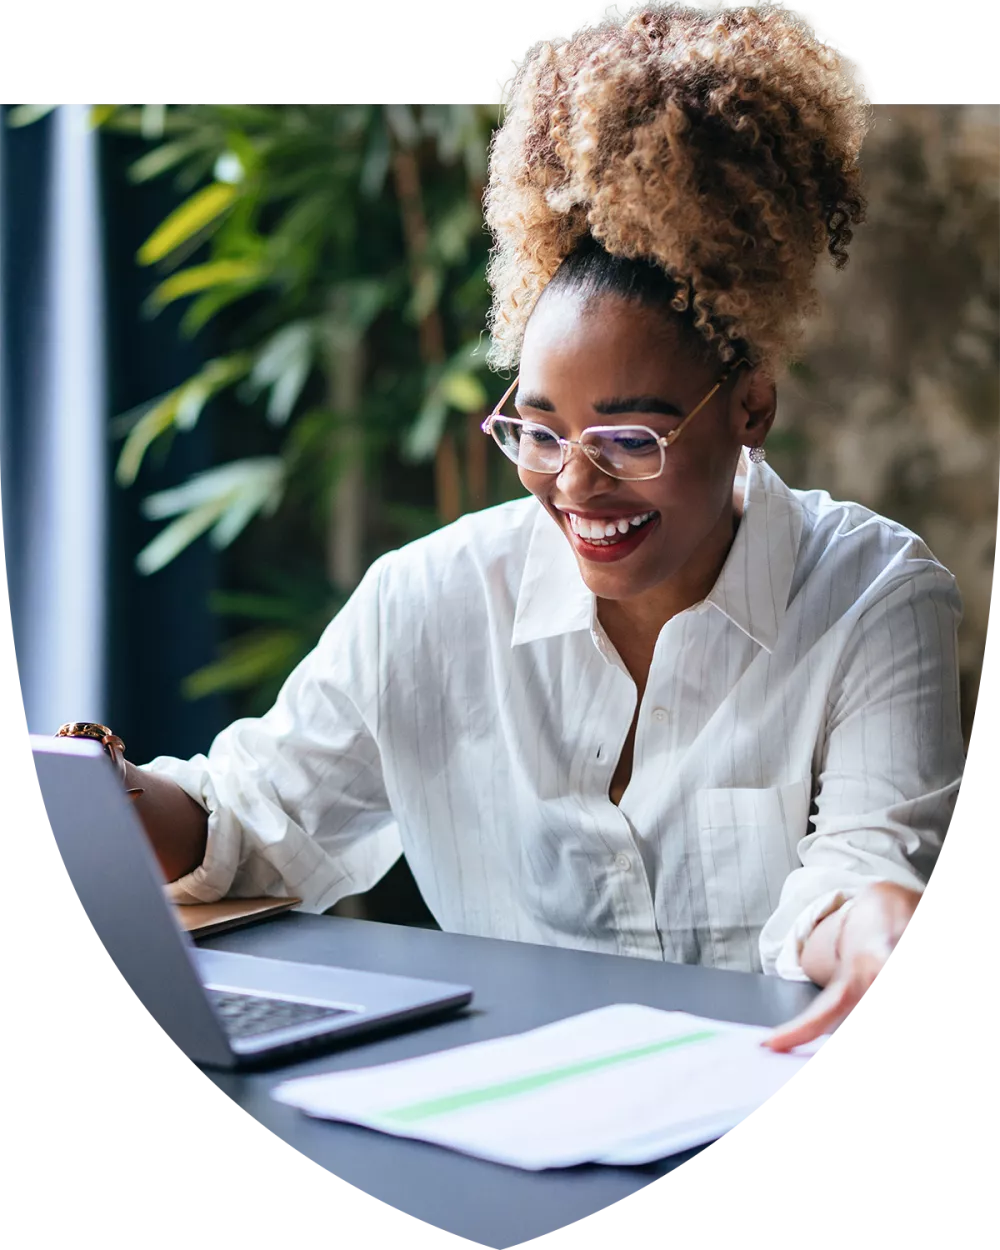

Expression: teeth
xmin=567 ymin=511 xmax=655 ymax=543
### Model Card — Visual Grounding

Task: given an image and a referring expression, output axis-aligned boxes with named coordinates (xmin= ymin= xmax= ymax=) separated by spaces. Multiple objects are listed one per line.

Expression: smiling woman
xmin=79 ymin=3 xmax=965 ymax=1053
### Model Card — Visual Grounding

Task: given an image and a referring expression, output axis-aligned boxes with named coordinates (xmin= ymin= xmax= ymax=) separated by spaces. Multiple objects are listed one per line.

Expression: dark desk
xmin=200 ymin=914 xmax=818 ymax=1248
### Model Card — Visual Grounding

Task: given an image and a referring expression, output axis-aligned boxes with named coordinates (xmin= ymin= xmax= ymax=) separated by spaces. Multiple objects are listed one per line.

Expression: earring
xmin=748 ymin=445 xmax=766 ymax=464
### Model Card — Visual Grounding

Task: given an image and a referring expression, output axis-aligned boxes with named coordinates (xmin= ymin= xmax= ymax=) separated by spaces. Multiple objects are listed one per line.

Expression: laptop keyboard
xmin=206 ymin=988 xmax=352 ymax=1041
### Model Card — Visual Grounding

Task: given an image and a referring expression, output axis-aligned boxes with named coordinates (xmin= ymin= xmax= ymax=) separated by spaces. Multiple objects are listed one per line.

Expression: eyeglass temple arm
xmin=483 ymin=356 xmax=751 ymax=439
xmin=662 ymin=356 xmax=752 ymax=445
xmin=481 ymin=376 xmax=520 ymax=433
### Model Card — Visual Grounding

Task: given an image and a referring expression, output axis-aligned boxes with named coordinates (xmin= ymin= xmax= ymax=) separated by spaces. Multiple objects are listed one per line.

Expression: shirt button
xmin=651 ymin=707 xmax=668 ymax=722
xmin=614 ymin=853 xmax=632 ymax=870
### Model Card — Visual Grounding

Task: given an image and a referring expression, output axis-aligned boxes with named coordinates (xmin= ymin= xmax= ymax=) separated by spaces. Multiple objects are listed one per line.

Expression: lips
xmin=559 ymin=510 xmax=660 ymax=564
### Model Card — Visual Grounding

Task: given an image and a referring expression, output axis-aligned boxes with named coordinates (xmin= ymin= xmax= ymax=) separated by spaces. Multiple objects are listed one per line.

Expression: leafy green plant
xmin=15 ymin=104 xmax=513 ymax=705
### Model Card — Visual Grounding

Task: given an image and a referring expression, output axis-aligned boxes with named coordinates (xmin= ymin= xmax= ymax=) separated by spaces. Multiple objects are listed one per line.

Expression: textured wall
xmin=768 ymin=105 xmax=999 ymax=745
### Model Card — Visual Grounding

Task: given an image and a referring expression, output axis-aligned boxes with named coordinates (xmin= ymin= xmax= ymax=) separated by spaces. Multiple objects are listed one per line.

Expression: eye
xmin=524 ymin=425 xmax=559 ymax=445
xmin=609 ymin=431 xmax=658 ymax=453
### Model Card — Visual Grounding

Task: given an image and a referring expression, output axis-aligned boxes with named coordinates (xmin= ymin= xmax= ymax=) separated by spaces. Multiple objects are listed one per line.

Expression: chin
xmin=580 ymin=573 xmax=655 ymax=602
xmin=573 ymin=552 xmax=673 ymax=601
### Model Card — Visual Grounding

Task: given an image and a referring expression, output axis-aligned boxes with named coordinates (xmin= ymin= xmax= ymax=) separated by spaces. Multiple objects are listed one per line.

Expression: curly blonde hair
xmin=484 ymin=2 xmax=871 ymax=373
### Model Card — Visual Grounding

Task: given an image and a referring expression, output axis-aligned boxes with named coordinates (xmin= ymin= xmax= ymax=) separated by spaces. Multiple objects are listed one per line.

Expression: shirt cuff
xmin=139 ymin=754 xmax=245 ymax=905
xmin=772 ymin=888 xmax=861 ymax=981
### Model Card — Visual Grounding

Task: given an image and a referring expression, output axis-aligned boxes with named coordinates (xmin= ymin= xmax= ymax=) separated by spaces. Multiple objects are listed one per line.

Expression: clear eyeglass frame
xmin=481 ymin=357 xmax=750 ymax=482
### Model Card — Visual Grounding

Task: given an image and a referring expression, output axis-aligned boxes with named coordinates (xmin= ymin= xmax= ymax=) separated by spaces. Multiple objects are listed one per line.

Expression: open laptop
xmin=32 ymin=735 xmax=473 ymax=1069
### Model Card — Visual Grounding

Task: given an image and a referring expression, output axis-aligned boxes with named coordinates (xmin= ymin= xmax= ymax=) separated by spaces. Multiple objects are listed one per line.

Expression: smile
xmin=559 ymin=509 xmax=660 ymax=563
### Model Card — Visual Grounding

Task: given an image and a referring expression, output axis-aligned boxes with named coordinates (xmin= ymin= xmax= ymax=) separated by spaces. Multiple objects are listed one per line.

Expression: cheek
xmin=659 ymin=438 xmax=736 ymax=510
xmin=518 ymin=466 xmax=549 ymax=500
xmin=634 ymin=471 xmax=723 ymax=552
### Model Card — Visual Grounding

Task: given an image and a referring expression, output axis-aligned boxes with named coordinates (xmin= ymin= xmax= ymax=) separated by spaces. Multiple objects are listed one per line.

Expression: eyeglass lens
xmin=491 ymin=418 xmax=664 ymax=481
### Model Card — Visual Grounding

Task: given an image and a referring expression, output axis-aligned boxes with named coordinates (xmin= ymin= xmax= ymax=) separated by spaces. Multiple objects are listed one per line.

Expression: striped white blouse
xmin=147 ymin=459 xmax=964 ymax=979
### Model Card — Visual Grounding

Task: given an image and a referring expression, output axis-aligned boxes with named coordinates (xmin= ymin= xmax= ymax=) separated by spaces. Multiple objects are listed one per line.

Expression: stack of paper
xmin=272 ymin=1004 xmax=821 ymax=1170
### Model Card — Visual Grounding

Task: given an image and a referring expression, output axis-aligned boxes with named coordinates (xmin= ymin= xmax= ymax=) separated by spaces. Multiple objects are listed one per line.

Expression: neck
xmin=597 ymin=475 xmax=745 ymax=645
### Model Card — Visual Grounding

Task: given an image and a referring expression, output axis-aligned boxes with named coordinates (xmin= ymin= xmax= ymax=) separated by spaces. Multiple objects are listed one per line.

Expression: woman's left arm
xmin=761 ymin=557 xmax=965 ymax=1050
xmin=764 ymin=880 xmax=923 ymax=1050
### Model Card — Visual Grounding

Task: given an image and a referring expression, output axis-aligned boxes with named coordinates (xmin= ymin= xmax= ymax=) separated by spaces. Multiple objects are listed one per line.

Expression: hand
xmin=763 ymin=882 xmax=923 ymax=1052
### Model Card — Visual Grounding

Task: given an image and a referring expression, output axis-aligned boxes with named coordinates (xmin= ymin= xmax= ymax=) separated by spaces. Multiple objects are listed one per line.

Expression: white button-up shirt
xmin=147 ymin=460 xmax=964 ymax=978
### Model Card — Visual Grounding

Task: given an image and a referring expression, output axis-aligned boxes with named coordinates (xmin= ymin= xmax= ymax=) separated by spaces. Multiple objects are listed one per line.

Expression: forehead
xmin=519 ymin=289 xmax=705 ymax=390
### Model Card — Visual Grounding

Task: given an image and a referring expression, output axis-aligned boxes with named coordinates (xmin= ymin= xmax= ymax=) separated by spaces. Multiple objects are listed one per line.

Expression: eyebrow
xmin=515 ymin=390 xmax=684 ymax=418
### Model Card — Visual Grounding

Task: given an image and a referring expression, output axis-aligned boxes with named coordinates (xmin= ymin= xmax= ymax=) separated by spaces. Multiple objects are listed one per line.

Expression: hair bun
xmin=485 ymin=2 xmax=871 ymax=372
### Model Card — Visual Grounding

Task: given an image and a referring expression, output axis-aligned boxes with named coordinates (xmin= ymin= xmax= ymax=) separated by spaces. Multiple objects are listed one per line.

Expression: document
xmin=272 ymin=1004 xmax=821 ymax=1170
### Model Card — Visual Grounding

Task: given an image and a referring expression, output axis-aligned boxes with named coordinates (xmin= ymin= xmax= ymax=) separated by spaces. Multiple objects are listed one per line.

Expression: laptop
xmin=32 ymin=735 xmax=473 ymax=1069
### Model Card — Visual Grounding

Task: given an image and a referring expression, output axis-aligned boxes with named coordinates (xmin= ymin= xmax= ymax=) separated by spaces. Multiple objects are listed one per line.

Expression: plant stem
xmin=465 ymin=412 xmax=488 ymax=513
xmin=326 ymin=311 xmax=366 ymax=591
xmin=391 ymin=136 xmax=463 ymax=524
xmin=464 ymin=163 xmax=490 ymax=514
xmin=324 ymin=307 xmax=368 ymax=922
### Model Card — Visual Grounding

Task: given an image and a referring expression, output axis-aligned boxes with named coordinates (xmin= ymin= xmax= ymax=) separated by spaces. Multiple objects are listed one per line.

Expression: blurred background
xmin=2 ymin=104 xmax=997 ymax=925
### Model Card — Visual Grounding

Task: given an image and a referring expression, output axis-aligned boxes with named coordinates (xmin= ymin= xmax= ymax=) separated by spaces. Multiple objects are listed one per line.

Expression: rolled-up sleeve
xmin=142 ymin=555 xmax=402 ymax=913
xmin=759 ymin=560 xmax=965 ymax=978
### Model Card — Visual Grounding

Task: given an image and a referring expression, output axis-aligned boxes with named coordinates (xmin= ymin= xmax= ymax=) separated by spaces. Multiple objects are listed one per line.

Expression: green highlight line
xmin=380 ymin=1029 xmax=718 ymax=1125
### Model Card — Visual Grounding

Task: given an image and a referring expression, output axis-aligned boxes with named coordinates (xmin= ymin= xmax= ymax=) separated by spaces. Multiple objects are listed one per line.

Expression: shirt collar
xmin=705 ymin=459 xmax=804 ymax=653
xmin=512 ymin=501 xmax=595 ymax=646
xmin=511 ymin=459 xmax=804 ymax=652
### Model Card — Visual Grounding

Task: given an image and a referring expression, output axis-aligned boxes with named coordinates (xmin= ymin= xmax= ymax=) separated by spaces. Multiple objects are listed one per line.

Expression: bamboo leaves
xmin=115 ymin=354 xmax=253 ymax=487
xmin=384 ymin=104 xmax=421 ymax=150
xmin=405 ymin=342 xmax=490 ymax=462
xmin=441 ymin=371 xmax=488 ymax=412
xmin=137 ymin=182 xmax=240 ymax=265
xmin=75 ymin=103 xmax=497 ymax=702
xmin=174 ymin=355 xmax=254 ymax=430
xmin=182 ymin=581 xmax=344 ymax=708
xmin=180 ymin=628 xmax=303 ymax=701
xmin=114 ymin=394 xmax=181 ymax=488
xmin=431 ymin=199 xmax=482 ymax=265
xmin=146 ymin=258 xmax=269 ymax=311
xmin=128 ymin=137 xmax=205 ymax=184
xmin=360 ymin=119 xmax=392 ymax=200
xmin=405 ymin=391 xmax=449 ymax=463
xmin=136 ymin=458 xmax=285 ymax=574
xmin=245 ymin=322 xmax=317 ymax=426
xmin=7 ymin=104 xmax=58 ymax=127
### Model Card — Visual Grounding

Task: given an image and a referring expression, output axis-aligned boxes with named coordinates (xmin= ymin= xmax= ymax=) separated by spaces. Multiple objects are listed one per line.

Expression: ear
xmin=729 ymin=365 xmax=777 ymax=451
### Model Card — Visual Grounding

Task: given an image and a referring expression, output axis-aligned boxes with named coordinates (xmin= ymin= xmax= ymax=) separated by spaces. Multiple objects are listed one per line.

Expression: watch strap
xmin=55 ymin=722 xmax=145 ymax=798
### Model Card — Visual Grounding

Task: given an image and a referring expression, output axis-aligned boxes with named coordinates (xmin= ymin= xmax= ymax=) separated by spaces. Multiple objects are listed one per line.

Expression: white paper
xmin=272 ymin=1004 xmax=819 ymax=1171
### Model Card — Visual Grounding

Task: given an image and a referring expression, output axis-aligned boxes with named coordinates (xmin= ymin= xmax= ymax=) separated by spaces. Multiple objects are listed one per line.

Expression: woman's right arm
xmin=123 ymin=759 xmax=209 ymax=884
xmin=121 ymin=553 xmax=402 ymax=912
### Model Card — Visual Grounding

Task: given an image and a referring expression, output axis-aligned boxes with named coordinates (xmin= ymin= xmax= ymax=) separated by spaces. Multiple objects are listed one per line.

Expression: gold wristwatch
xmin=55 ymin=722 xmax=145 ymax=798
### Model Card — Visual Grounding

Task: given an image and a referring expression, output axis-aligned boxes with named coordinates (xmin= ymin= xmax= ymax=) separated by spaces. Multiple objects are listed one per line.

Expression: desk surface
xmin=200 ymin=914 xmax=818 ymax=1248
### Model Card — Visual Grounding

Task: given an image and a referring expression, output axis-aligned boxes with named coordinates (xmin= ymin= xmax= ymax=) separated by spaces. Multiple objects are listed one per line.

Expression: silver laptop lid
xmin=32 ymin=735 xmax=233 ymax=1066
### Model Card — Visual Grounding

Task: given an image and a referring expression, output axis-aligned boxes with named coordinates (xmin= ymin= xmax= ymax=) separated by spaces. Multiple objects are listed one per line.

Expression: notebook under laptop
xmin=32 ymin=735 xmax=473 ymax=1069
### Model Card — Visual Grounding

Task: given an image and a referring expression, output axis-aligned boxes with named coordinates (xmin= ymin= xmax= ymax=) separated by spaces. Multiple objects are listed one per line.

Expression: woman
xmin=87 ymin=4 xmax=964 ymax=1050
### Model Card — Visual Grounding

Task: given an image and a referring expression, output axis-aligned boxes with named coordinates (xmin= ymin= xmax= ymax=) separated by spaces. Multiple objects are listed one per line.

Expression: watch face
xmin=56 ymin=722 xmax=114 ymax=742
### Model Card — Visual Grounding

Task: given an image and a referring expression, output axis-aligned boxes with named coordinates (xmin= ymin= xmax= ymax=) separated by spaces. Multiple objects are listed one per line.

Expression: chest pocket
xmin=694 ymin=780 xmax=812 ymax=971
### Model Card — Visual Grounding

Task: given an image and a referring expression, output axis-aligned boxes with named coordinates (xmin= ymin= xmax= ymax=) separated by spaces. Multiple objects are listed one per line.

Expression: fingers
xmin=764 ymin=889 xmax=919 ymax=1055
xmin=764 ymin=949 xmax=885 ymax=1053
xmin=762 ymin=979 xmax=857 ymax=1053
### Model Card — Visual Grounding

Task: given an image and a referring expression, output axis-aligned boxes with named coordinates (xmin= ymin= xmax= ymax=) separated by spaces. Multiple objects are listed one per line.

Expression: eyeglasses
xmin=481 ymin=358 xmax=749 ymax=482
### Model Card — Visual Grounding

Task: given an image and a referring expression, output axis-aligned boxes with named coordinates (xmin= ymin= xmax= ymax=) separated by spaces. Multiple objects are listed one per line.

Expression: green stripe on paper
xmin=380 ymin=1028 xmax=718 ymax=1125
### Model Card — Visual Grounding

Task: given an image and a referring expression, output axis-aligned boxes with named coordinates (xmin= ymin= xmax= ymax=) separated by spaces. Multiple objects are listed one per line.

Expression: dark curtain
xmin=99 ymin=125 xmax=229 ymax=764
xmin=1 ymin=107 xmax=228 ymax=762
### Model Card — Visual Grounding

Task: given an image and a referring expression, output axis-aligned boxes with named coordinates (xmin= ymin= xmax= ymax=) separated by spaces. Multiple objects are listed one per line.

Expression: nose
xmin=554 ymin=440 xmax=618 ymax=500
